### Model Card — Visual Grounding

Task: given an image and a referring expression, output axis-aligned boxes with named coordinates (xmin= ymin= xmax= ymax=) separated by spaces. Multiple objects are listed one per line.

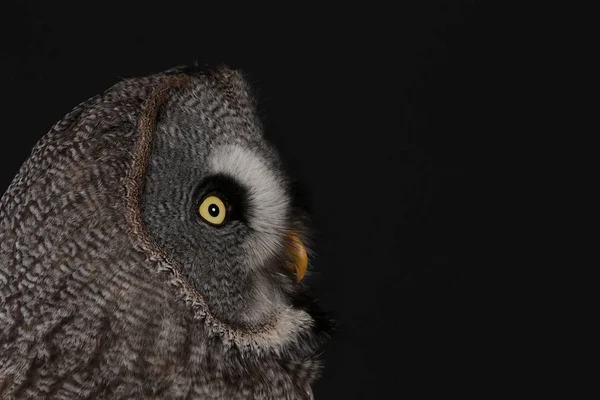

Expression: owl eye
xmin=198 ymin=195 xmax=228 ymax=225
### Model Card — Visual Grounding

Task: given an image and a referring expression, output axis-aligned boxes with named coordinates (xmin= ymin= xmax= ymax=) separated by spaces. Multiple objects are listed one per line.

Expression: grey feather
xmin=0 ymin=66 xmax=330 ymax=399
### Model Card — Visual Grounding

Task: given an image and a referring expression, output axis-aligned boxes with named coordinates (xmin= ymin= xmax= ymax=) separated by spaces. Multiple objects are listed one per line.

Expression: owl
xmin=0 ymin=65 xmax=331 ymax=399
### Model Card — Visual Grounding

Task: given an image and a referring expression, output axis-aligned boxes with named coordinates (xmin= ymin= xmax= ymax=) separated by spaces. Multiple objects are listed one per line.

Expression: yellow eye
xmin=198 ymin=195 xmax=227 ymax=225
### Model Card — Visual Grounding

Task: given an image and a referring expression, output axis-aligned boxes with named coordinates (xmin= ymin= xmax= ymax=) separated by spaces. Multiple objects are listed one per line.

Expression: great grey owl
xmin=0 ymin=65 xmax=331 ymax=399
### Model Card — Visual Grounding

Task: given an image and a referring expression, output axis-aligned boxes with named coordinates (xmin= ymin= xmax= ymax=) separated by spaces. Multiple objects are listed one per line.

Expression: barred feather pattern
xmin=0 ymin=68 xmax=327 ymax=399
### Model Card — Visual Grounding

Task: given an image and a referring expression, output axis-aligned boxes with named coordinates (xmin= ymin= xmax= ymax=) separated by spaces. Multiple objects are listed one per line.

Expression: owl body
xmin=0 ymin=68 xmax=328 ymax=399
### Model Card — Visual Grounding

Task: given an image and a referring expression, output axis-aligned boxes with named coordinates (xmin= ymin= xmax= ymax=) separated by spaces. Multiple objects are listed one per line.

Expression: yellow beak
xmin=285 ymin=233 xmax=308 ymax=282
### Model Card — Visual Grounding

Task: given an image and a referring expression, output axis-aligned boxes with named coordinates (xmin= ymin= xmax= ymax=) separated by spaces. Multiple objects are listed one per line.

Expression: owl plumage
xmin=0 ymin=66 xmax=330 ymax=399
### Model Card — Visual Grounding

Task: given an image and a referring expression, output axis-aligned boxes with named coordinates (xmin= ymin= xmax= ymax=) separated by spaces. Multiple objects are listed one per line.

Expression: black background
xmin=1 ymin=1 xmax=517 ymax=398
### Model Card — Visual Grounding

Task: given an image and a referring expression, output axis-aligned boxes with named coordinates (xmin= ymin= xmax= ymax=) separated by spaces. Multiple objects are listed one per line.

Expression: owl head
xmin=138 ymin=66 xmax=327 ymax=332
xmin=0 ymin=65 xmax=331 ymax=398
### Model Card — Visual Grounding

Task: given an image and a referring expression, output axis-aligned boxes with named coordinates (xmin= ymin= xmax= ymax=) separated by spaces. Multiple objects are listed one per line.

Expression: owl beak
xmin=285 ymin=234 xmax=308 ymax=282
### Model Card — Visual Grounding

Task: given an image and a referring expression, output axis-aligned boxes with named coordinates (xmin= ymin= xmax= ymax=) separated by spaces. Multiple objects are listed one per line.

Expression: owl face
xmin=140 ymin=70 xmax=308 ymax=327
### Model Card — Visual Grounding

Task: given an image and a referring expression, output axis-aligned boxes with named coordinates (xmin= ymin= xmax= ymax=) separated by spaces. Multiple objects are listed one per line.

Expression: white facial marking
xmin=208 ymin=144 xmax=289 ymax=263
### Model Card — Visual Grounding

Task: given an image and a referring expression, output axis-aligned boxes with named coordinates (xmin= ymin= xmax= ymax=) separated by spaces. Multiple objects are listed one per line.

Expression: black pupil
xmin=208 ymin=204 xmax=220 ymax=218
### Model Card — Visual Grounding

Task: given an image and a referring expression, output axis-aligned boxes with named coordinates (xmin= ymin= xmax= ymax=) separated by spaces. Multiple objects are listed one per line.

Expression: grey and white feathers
xmin=0 ymin=66 xmax=330 ymax=399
